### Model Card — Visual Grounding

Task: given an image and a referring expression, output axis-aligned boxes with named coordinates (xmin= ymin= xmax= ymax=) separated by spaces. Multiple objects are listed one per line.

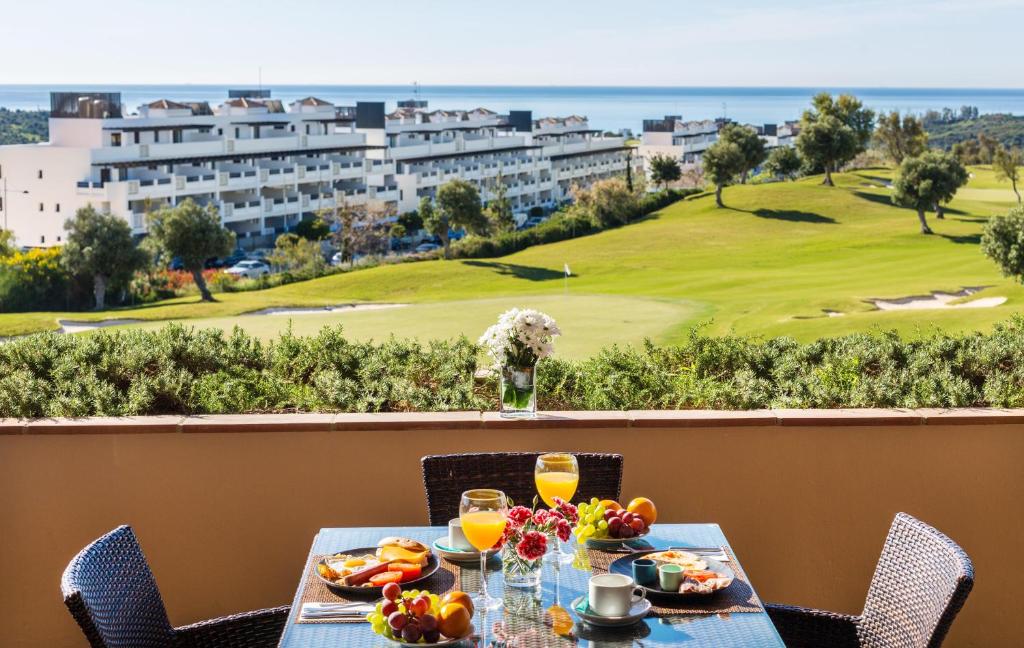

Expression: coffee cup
xmin=658 ymin=563 xmax=684 ymax=591
xmin=448 ymin=519 xmax=472 ymax=551
xmin=631 ymin=558 xmax=657 ymax=586
xmin=588 ymin=573 xmax=646 ymax=617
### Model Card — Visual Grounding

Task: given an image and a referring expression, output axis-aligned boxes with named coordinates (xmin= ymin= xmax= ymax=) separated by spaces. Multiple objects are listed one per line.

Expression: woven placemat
xmin=587 ymin=546 xmax=764 ymax=616
xmin=295 ymin=555 xmax=461 ymax=624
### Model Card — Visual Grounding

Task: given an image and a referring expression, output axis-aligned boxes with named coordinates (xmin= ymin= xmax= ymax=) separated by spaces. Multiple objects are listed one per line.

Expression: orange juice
xmin=535 ymin=471 xmax=579 ymax=508
xmin=460 ymin=510 xmax=507 ymax=551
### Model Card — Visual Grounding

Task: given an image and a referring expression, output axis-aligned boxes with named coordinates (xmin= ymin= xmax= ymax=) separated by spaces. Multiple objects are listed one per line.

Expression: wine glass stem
xmin=479 ymin=550 xmax=488 ymax=602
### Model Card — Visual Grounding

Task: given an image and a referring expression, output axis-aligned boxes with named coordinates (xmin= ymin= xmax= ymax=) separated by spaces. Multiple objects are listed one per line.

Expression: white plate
xmin=571 ymin=595 xmax=651 ymax=627
xmin=432 ymin=537 xmax=484 ymax=563
xmin=381 ymin=624 xmax=475 ymax=646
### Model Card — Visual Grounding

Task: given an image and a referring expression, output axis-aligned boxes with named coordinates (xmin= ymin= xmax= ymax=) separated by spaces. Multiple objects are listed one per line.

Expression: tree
xmin=892 ymin=152 xmax=969 ymax=234
xmin=764 ymin=147 xmax=803 ymax=181
xmin=0 ymin=229 xmax=16 ymax=258
xmin=268 ymin=232 xmax=326 ymax=276
xmin=62 ymin=206 xmax=148 ymax=310
xmin=420 ymin=196 xmax=448 ymax=257
xmin=485 ymin=176 xmax=515 ymax=233
xmin=702 ymin=141 xmax=745 ymax=208
xmin=326 ymin=202 xmax=391 ymax=267
xmin=146 ymin=199 xmax=234 ymax=301
xmin=798 ymin=92 xmax=875 ymax=186
xmin=718 ymin=124 xmax=766 ymax=183
xmin=434 ymin=180 xmax=487 ymax=258
xmin=874 ymin=111 xmax=928 ymax=164
xmin=993 ymin=145 xmax=1023 ymax=204
xmin=981 ymin=206 xmax=1024 ymax=282
xmin=572 ymin=177 xmax=640 ymax=227
xmin=648 ymin=154 xmax=682 ymax=190
xmin=293 ymin=216 xmax=330 ymax=241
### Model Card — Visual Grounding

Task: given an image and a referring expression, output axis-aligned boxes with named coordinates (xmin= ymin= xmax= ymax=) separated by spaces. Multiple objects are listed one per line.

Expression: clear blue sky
xmin=3 ymin=0 xmax=1021 ymax=87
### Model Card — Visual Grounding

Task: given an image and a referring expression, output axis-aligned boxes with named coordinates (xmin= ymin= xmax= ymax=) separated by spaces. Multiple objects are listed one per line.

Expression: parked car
xmin=221 ymin=249 xmax=247 ymax=268
xmin=330 ymin=252 xmax=345 ymax=266
xmin=414 ymin=243 xmax=441 ymax=254
xmin=225 ymin=259 xmax=271 ymax=279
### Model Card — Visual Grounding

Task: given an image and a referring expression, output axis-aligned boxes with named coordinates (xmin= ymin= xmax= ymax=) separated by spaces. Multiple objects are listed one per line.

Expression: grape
xmin=423 ymin=629 xmax=441 ymax=643
xmin=630 ymin=518 xmax=645 ymax=532
xmin=420 ymin=613 xmax=438 ymax=632
xmin=402 ymin=623 xmax=422 ymax=642
xmin=388 ymin=611 xmax=408 ymax=631
xmin=410 ymin=595 xmax=430 ymax=617
xmin=381 ymin=600 xmax=398 ymax=617
xmin=597 ymin=520 xmax=608 ymax=530
xmin=382 ymin=582 xmax=402 ymax=601
xmin=590 ymin=497 xmax=599 ymax=505
xmin=619 ymin=525 xmax=635 ymax=539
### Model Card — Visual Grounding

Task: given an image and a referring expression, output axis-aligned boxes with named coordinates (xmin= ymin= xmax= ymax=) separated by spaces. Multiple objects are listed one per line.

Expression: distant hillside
xmin=927 ymin=113 xmax=1024 ymax=150
xmin=0 ymin=109 xmax=48 ymax=145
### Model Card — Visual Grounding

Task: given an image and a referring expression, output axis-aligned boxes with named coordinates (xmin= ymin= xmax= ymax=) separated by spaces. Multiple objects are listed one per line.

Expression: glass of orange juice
xmin=459 ymin=489 xmax=508 ymax=611
xmin=535 ymin=453 xmax=578 ymax=563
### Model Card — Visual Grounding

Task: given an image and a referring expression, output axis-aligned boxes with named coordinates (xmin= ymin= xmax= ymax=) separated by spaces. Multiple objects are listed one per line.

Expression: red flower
xmin=556 ymin=518 xmax=572 ymax=542
xmin=516 ymin=530 xmax=547 ymax=561
xmin=492 ymin=524 xmax=513 ymax=551
xmin=507 ymin=505 xmax=532 ymax=528
xmin=552 ymin=497 xmax=579 ymax=525
xmin=532 ymin=509 xmax=551 ymax=527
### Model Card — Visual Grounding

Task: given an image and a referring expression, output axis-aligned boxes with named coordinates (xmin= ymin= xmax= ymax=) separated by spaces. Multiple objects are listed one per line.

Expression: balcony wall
xmin=0 ymin=409 xmax=1020 ymax=647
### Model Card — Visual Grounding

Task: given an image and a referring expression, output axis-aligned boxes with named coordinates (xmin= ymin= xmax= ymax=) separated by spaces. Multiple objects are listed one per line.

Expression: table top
xmin=278 ymin=524 xmax=785 ymax=648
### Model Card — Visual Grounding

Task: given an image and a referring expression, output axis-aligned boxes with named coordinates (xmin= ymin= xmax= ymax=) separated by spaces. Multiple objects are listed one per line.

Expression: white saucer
xmin=571 ymin=595 xmax=651 ymax=627
xmin=432 ymin=537 xmax=483 ymax=563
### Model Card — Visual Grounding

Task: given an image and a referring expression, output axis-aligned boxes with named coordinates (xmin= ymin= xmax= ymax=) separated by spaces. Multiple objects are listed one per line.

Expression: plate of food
xmin=316 ymin=537 xmax=439 ymax=595
xmin=367 ymin=584 xmax=475 ymax=646
xmin=609 ymin=549 xmax=734 ymax=598
xmin=574 ymin=498 xmax=657 ymax=547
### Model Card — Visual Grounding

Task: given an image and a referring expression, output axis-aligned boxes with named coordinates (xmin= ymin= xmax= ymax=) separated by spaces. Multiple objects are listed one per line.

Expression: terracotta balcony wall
xmin=0 ymin=409 xmax=1020 ymax=647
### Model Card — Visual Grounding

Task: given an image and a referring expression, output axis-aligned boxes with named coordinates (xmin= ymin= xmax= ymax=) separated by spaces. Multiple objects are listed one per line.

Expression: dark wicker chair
xmin=421 ymin=452 xmax=623 ymax=525
xmin=767 ymin=512 xmax=974 ymax=648
xmin=61 ymin=525 xmax=288 ymax=648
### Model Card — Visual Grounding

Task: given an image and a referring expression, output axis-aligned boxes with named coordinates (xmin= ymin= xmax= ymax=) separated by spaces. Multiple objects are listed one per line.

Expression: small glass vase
xmin=500 ymin=364 xmax=537 ymax=418
xmin=502 ymin=544 xmax=544 ymax=588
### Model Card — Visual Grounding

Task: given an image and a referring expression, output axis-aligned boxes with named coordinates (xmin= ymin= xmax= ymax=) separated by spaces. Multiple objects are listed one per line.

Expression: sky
xmin=1 ymin=0 xmax=1021 ymax=88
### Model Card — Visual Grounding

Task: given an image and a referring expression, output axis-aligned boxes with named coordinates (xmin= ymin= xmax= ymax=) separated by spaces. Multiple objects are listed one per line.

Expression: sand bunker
xmin=868 ymin=287 xmax=1006 ymax=311
xmin=58 ymin=319 xmax=144 ymax=334
xmin=244 ymin=303 xmax=407 ymax=316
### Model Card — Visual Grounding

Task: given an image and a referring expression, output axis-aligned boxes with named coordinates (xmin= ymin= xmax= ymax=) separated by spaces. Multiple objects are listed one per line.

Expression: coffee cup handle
xmin=632 ymin=586 xmax=647 ymax=602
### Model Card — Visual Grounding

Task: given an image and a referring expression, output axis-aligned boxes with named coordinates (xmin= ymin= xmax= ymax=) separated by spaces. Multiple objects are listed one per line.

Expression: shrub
xmin=0 ymin=247 xmax=75 ymax=312
xmin=4 ymin=318 xmax=1024 ymax=416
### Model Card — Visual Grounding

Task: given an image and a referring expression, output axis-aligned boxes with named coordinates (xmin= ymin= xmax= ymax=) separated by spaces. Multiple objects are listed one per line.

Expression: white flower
xmin=478 ymin=308 xmax=560 ymax=368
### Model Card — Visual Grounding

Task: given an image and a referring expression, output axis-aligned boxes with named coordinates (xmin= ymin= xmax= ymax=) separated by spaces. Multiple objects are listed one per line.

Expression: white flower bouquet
xmin=479 ymin=308 xmax=561 ymax=417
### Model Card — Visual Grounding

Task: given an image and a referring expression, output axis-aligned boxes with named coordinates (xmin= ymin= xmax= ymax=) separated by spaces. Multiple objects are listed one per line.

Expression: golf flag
xmin=564 ymin=263 xmax=571 ymax=277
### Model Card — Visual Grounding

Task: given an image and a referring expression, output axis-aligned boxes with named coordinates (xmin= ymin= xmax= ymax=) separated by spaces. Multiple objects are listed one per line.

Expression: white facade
xmin=638 ymin=116 xmax=798 ymax=173
xmin=0 ymin=92 xmax=641 ymax=248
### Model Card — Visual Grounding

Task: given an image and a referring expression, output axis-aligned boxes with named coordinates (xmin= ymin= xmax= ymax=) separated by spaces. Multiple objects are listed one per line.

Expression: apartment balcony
xmin=0 ymin=409 xmax=1014 ymax=647
xmin=75 ymin=180 xmax=106 ymax=196
xmin=218 ymin=169 xmax=258 ymax=191
xmin=261 ymin=166 xmax=297 ymax=187
xmin=219 ymin=198 xmax=262 ymax=222
xmin=369 ymin=185 xmax=399 ymax=202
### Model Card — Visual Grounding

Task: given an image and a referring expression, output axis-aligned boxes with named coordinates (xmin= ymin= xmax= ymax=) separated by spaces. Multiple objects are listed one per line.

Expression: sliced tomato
xmin=369 ymin=571 xmax=404 ymax=587
xmin=683 ymin=569 xmax=719 ymax=582
xmin=388 ymin=562 xmax=423 ymax=581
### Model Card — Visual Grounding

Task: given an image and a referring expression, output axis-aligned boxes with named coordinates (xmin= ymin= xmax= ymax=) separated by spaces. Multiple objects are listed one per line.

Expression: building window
xmin=38 ymin=170 xmax=43 ymax=179
xmin=57 ymin=235 xmax=61 ymax=242
xmin=134 ymin=132 xmax=140 ymax=144
xmin=234 ymin=128 xmax=240 ymax=138
xmin=55 ymin=203 xmax=60 ymax=213
xmin=111 ymin=132 xmax=122 ymax=147
xmin=39 ymin=203 xmax=44 ymax=212
xmin=217 ymin=128 xmax=223 ymax=136
xmin=40 ymin=236 xmax=45 ymax=244
xmin=153 ymin=130 xmax=160 ymax=143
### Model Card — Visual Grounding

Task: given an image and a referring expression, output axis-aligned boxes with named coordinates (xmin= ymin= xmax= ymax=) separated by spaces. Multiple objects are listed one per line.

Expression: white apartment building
xmin=0 ymin=91 xmax=392 ymax=248
xmin=638 ymin=115 xmax=798 ymax=170
xmin=0 ymin=91 xmax=640 ymax=248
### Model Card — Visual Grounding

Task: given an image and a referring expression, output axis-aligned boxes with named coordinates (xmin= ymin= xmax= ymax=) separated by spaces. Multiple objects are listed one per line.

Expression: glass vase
xmin=500 ymin=364 xmax=537 ymax=418
xmin=501 ymin=544 xmax=543 ymax=588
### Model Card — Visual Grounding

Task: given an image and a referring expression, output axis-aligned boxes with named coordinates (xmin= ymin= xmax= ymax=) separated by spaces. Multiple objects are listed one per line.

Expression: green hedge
xmin=3 ymin=318 xmax=1024 ymax=417
xmin=450 ymin=188 xmax=699 ymax=259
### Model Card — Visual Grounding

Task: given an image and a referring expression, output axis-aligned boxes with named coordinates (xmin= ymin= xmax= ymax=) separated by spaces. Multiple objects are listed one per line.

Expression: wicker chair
xmin=767 ymin=512 xmax=974 ymax=648
xmin=421 ymin=452 xmax=623 ymax=525
xmin=61 ymin=525 xmax=288 ymax=648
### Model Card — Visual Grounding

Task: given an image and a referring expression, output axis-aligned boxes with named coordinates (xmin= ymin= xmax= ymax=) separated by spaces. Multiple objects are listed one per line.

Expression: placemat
xmin=586 ymin=546 xmax=764 ymax=616
xmin=295 ymin=555 xmax=461 ymax=624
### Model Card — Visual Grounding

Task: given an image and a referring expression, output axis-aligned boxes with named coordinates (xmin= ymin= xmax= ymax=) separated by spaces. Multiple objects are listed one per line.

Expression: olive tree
xmin=426 ymin=179 xmax=487 ymax=259
xmin=62 ymin=206 xmax=148 ymax=310
xmin=982 ymin=206 xmax=1024 ymax=282
xmin=146 ymin=199 xmax=234 ymax=301
xmin=719 ymin=123 xmax=766 ymax=183
xmin=485 ymin=176 xmax=515 ymax=233
xmin=764 ymin=147 xmax=803 ymax=181
xmin=648 ymin=154 xmax=682 ymax=190
xmin=797 ymin=92 xmax=875 ymax=186
xmin=993 ymin=145 xmax=1023 ymax=204
xmin=892 ymin=152 xmax=969 ymax=234
xmin=702 ymin=141 xmax=745 ymax=208
xmin=874 ymin=111 xmax=928 ymax=165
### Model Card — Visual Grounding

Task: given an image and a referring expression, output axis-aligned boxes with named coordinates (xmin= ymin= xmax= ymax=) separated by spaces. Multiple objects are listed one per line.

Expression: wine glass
xmin=459 ymin=489 xmax=508 ymax=611
xmin=535 ymin=453 xmax=578 ymax=564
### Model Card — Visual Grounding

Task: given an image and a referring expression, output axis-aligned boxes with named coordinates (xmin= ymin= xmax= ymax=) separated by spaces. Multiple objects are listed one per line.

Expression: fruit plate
xmin=380 ymin=624 xmax=475 ymax=647
xmin=608 ymin=550 xmax=734 ymax=598
xmin=584 ymin=528 xmax=652 ymax=548
xmin=314 ymin=548 xmax=440 ymax=596
xmin=432 ymin=538 xmax=484 ymax=563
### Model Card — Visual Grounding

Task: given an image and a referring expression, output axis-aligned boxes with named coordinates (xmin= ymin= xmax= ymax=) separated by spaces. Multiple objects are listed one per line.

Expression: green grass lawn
xmin=5 ymin=166 xmax=1023 ymax=355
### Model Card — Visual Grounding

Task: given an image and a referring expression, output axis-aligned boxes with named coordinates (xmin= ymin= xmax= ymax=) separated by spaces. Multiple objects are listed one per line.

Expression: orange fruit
xmin=441 ymin=590 xmax=474 ymax=617
xmin=599 ymin=499 xmax=623 ymax=511
xmin=626 ymin=497 xmax=657 ymax=527
xmin=438 ymin=602 xmax=471 ymax=639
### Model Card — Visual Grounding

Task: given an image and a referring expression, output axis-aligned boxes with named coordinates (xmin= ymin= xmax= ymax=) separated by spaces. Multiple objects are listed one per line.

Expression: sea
xmin=1 ymin=85 xmax=1023 ymax=133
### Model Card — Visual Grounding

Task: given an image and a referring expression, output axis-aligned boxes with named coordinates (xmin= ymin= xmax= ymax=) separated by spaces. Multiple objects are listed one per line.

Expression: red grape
xmin=420 ymin=613 xmax=438 ymax=632
xmin=381 ymin=600 xmax=398 ymax=617
xmin=608 ymin=518 xmax=624 ymax=534
xmin=410 ymin=595 xmax=430 ymax=617
xmin=619 ymin=525 xmax=635 ymax=539
xmin=603 ymin=509 xmax=619 ymax=522
xmin=423 ymin=629 xmax=441 ymax=643
xmin=401 ymin=624 xmax=422 ymax=642
xmin=387 ymin=611 xmax=407 ymax=631
xmin=630 ymin=518 xmax=645 ymax=533
xmin=382 ymin=582 xmax=401 ymax=601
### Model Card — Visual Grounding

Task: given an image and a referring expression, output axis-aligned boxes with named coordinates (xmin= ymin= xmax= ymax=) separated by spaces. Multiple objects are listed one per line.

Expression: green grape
xmin=597 ymin=520 xmax=608 ymax=530
xmin=577 ymin=503 xmax=589 ymax=517
xmin=590 ymin=497 xmax=599 ymax=505
xmin=582 ymin=523 xmax=595 ymax=535
xmin=375 ymin=602 xmax=383 ymax=613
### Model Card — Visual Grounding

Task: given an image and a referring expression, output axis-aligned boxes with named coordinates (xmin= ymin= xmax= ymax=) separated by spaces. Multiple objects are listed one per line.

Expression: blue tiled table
xmin=278 ymin=524 xmax=785 ymax=647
